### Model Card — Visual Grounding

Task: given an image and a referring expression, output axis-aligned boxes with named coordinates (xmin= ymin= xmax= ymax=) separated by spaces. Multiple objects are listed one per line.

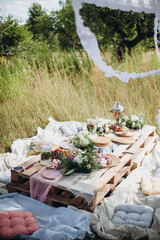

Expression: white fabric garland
xmin=154 ymin=15 xmax=160 ymax=61
xmin=72 ymin=0 xmax=160 ymax=127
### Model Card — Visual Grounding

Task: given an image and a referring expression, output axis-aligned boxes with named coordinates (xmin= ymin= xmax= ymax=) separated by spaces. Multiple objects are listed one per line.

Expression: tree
xmin=80 ymin=3 xmax=154 ymax=59
xmin=50 ymin=0 xmax=154 ymax=58
xmin=50 ymin=0 xmax=81 ymax=49
xmin=0 ymin=15 xmax=26 ymax=55
xmin=25 ymin=1 xmax=155 ymax=58
xmin=27 ymin=3 xmax=53 ymax=41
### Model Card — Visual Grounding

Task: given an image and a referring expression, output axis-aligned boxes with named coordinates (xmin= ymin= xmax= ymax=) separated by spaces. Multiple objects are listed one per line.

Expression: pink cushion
xmin=0 ymin=211 xmax=39 ymax=239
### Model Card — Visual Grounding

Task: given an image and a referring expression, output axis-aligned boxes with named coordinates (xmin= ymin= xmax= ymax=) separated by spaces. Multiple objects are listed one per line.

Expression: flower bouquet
xmin=59 ymin=151 xmax=102 ymax=175
xmin=72 ymin=131 xmax=94 ymax=151
xmin=87 ymin=119 xmax=109 ymax=135
xmin=121 ymin=113 xmax=145 ymax=130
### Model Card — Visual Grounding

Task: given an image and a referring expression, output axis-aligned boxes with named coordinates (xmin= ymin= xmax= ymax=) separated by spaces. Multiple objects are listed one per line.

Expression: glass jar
xmin=40 ymin=144 xmax=51 ymax=165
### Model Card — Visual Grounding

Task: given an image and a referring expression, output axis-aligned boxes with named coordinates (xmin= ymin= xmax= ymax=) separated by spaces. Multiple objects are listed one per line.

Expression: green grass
xmin=0 ymin=45 xmax=160 ymax=152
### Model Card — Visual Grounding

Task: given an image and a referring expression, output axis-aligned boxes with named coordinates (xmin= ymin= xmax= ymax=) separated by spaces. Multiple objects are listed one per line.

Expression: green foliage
xmin=0 ymin=1 xmax=155 ymax=59
xmin=0 ymin=15 xmax=27 ymax=55
xmin=27 ymin=3 xmax=53 ymax=41
xmin=50 ymin=0 xmax=80 ymax=49
xmin=1 ymin=48 xmax=160 ymax=152
xmin=80 ymin=4 xmax=155 ymax=59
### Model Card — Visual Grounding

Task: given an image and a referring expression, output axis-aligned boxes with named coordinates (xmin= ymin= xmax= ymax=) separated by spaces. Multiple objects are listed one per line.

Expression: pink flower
xmin=51 ymin=159 xmax=59 ymax=168
xmin=52 ymin=162 xmax=58 ymax=168
xmin=69 ymin=155 xmax=74 ymax=161
xmin=94 ymin=157 xmax=101 ymax=163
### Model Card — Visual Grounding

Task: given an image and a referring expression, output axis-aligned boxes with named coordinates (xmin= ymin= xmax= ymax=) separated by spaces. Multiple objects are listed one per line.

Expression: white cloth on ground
xmin=79 ymin=142 xmax=160 ymax=240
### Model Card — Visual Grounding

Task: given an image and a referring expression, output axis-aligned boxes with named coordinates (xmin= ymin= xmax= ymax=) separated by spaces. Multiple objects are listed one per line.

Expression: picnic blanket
xmin=0 ymin=193 xmax=93 ymax=240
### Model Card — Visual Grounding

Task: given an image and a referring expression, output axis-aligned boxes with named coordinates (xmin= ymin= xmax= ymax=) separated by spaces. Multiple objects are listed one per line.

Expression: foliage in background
xmin=0 ymin=1 xmax=156 ymax=59
xmin=80 ymin=3 xmax=155 ymax=59
xmin=0 ymin=15 xmax=28 ymax=56
xmin=0 ymin=1 xmax=160 ymax=152
xmin=27 ymin=3 xmax=53 ymax=42
xmin=0 ymin=47 xmax=160 ymax=152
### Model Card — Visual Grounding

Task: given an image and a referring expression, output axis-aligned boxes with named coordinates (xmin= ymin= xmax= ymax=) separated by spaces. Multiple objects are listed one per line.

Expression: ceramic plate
xmin=115 ymin=131 xmax=134 ymax=137
xmin=42 ymin=169 xmax=61 ymax=180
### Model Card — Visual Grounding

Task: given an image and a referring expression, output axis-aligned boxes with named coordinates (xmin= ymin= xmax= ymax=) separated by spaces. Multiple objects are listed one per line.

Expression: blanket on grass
xmin=0 ymin=193 xmax=93 ymax=240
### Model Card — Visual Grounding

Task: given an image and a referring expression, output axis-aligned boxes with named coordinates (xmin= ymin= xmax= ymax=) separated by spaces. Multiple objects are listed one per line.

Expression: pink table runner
xmin=30 ymin=167 xmax=64 ymax=202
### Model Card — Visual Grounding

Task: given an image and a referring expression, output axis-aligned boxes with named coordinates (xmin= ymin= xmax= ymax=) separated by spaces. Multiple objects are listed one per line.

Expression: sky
xmin=0 ymin=0 xmax=64 ymax=22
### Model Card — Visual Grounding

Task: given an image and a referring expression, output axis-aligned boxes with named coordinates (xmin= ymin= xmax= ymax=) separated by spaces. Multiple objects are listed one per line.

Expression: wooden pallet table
xmin=8 ymin=125 xmax=158 ymax=212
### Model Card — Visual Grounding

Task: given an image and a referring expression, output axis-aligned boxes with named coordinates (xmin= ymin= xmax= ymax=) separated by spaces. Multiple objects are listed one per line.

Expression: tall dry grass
xmin=0 ymin=48 xmax=160 ymax=152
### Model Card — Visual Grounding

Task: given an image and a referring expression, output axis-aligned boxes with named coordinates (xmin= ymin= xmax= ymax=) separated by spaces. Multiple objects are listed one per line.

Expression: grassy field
xmin=0 ymin=46 xmax=160 ymax=152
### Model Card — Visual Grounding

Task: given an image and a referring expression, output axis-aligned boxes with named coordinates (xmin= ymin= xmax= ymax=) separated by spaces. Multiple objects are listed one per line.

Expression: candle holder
xmin=110 ymin=101 xmax=126 ymax=127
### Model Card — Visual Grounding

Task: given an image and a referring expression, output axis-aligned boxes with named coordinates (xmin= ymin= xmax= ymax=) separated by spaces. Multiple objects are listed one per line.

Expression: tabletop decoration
xmin=121 ymin=113 xmax=145 ymax=130
xmin=59 ymin=151 xmax=102 ymax=175
xmin=87 ymin=119 xmax=109 ymax=135
xmin=110 ymin=101 xmax=126 ymax=127
xmin=40 ymin=144 xmax=52 ymax=165
xmin=72 ymin=131 xmax=94 ymax=151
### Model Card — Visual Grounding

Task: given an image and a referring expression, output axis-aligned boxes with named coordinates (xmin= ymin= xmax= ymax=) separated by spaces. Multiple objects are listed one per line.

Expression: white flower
xmin=124 ymin=115 xmax=129 ymax=121
xmin=132 ymin=121 xmax=136 ymax=128
xmin=100 ymin=158 xmax=107 ymax=165
xmin=131 ymin=115 xmax=139 ymax=121
xmin=73 ymin=154 xmax=83 ymax=164
xmin=99 ymin=127 xmax=104 ymax=133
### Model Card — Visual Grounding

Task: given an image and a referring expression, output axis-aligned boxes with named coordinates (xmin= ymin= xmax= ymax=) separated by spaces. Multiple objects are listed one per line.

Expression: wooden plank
xmin=113 ymin=144 xmax=130 ymax=157
xmin=90 ymin=184 xmax=112 ymax=207
xmin=11 ymin=171 xmax=20 ymax=182
xmin=126 ymin=130 xmax=156 ymax=154
xmin=113 ymin=154 xmax=133 ymax=172
xmin=132 ymin=136 xmax=158 ymax=165
xmin=132 ymin=142 xmax=156 ymax=167
xmin=114 ymin=166 xmax=130 ymax=183
xmin=47 ymin=190 xmax=72 ymax=205
xmin=142 ymin=125 xmax=156 ymax=133
xmin=7 ymin=182 xmax=30 ymax=194
xmin=69 ymin=195 xmax=84 ymax=205
xmin=94 ymin=154 xmax=132 ymax=192
xmin=22 ymin=163 xmax=42 ymax=177
xmin=15 ymin=155 xmax=41 ymax=172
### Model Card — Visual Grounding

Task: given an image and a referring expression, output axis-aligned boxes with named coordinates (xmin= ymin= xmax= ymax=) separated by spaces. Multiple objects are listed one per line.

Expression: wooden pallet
xmin=8 ymin=153 xmax=133 ymax=212
xmin=126 ymin=125 xmax=158 ymax=169
xmin=7 ymin=125 xmax=158 ymax=212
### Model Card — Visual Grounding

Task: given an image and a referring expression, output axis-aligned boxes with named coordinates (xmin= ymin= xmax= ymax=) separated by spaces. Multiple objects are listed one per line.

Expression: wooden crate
xmin=7 ymin=125 xmax=158 ymax=212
